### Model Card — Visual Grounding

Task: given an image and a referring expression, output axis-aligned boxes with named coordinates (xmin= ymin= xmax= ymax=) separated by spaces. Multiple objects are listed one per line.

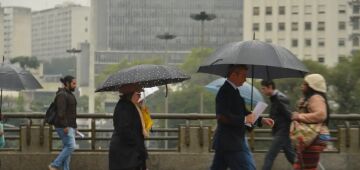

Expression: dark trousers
xmin=262 ymin=135 xmax=295 ymax=170
xmin=210 ymin=139 xmax=255 ymax=170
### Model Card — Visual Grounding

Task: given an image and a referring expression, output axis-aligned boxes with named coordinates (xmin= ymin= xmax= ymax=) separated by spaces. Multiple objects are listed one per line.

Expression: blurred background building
xmin=91 ymin=0 xmax=244 ymax=72
xmin=3 ymin=6 xmax=32 ymax=58
xmin=243 ymin=0 xmax=351 ymax=66
xmin=31 ymin=3 xmax=90 ymax=61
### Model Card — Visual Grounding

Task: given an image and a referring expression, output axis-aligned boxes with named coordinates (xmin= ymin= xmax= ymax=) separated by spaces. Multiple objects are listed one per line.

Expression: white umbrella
xmin=139 ymin=87 xmax=159 ymax=102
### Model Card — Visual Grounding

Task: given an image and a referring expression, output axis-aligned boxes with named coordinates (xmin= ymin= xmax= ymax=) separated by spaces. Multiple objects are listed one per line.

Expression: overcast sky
xmin=0 ymin=0 xmax=89 ymax=11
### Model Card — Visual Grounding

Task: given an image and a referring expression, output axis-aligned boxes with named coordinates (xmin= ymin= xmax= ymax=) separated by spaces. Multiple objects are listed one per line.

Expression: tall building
xmin=91 ymin=0 xmax=244 ymax=68
xmin=243 ymin=0 xmax=351 ymax=66
xmin=0 ymin=4 xmax=4 ymax=57
xmin=349 ymin=0 xmax=360 ymax=54
xmin=3 ymin=7 xmax=32 ymax=58
xmin=32 ymin=3 xmax=90 ymax=60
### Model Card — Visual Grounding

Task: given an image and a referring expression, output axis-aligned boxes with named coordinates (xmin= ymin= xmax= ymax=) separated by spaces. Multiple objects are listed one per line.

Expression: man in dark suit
xmin=210 ymin=65 xmax=273 ymax=170
xmin=260 ymin=80 xmax=295 ymax=170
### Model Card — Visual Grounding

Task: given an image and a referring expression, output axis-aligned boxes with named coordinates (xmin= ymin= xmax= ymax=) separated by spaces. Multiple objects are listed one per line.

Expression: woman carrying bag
xmin=291 ymin=74 xmax=331 ymax=170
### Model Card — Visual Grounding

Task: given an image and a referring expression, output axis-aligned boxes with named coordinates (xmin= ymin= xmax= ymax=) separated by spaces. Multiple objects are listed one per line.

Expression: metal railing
xmin=1 ymin=113 xmax=360 ymax=152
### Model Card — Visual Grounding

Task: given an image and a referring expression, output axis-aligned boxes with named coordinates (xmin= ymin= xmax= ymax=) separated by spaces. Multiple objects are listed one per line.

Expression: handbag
xmin=290 ymin=121 xmax=321 ymax=149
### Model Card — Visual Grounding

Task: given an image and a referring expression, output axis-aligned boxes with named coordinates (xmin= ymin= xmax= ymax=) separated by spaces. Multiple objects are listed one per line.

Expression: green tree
xmin=328 ymin=54 xmax=360 ymax=113
xmin=10 ymin=56 xmax=40 ymax=69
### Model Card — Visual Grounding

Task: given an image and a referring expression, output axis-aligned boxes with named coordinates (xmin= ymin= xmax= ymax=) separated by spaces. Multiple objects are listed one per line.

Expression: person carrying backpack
xmin=48 ymin=75 xmax=77 ymax=170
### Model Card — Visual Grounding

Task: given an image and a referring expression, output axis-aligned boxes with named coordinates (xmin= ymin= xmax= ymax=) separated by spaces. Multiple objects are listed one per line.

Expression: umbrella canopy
xmin=0 ymin=62 xmax=43 ymax=91
xmin=96 ymin=64 xmax=190 ymax=92
xmin=197 ymin=40 xmax=308 ymax=79
xmin=0 ymin=60 xmax=43 ymax=112
xmin=205 ymin=78 xmax=264 ymax=105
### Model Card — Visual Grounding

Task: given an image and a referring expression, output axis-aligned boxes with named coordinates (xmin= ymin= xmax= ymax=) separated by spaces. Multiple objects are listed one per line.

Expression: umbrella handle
xmin=165 ymin=84 xmax=168 ymax=97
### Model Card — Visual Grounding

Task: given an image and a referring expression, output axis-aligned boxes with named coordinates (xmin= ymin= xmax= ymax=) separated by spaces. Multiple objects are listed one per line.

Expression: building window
xmin=266 ymin=23 xmax=272 ymax=31
xmin=318 ymin=5 xmax=326 ymax=14
xmin=338 ymin=38 xmax=346 ymax=47
xmin=339 ymin=5 xmax=346 ymax=14
xmin=292 ymin=39 xmax=298 ymax=47
xmin=318 ymin=38 xmax=325 ymax=47
xmin=278 ymin=23 xmax=285 ymax=31
xmin=305 ymin=22 xmax=312 ymax=31
xmin=339 ymin=56 xmax=346 ymax=62
xmin=291 ymin=22 xmax=298 ymax=31
xmin=305 ymin=39 xmax=312 ymax=47
xmin=266 ymin=7 xmax=272 ymax=15
xmin=292 ymin=6 xmax=299 ymax=15
xmin=318 ymin=22 xmax=325 ymax=31
xmin=279 ymin=6 xmax=285 ymax=15
xmin=318 ymin=56 xmax=325 ymax=63
xmin=265 ymin=39 xmax=272 ymax=43
xmin=339 ymin=22 xmax=346 ymax=30
xmin=354 ymin=19 xmax=360 ymax=30
xmin=84 ymin=16 xmax=88 ymax=21
xmin=305 ymin=5 xmax=312 ymax=15
xmin=353 ymin=5 xmax=360 ymax=14
xmin=253 ymin=23 xmax=259 ymax=31
xmin=253 ymin=7 xmax=260 ymax=16
xmin=353 ymin=37 xmax=359 ymax=46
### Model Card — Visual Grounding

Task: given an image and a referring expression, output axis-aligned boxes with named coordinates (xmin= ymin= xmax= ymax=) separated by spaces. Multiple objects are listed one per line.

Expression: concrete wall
xmin=1 ymin=125 xmax=360 ymax=169
xmin=1 ymin=152 xmax=359 ymax=170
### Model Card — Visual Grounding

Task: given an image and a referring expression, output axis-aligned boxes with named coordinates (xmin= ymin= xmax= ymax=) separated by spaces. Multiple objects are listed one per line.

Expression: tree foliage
xmin=10 ymin=56 xmax=40 ymax=69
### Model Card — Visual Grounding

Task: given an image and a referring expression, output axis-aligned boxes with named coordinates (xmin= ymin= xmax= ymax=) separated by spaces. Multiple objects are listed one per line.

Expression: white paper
xmin=245 ymin=101 xmax=268 ymax=127
xmin=76 ymin=131 xmax=85 ymax=138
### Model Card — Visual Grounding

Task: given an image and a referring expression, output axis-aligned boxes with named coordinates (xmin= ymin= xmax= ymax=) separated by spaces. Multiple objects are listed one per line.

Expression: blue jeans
xmin=262 ymin=135 xmax=295 ymax=170
xmin=210 ymin=138 xmax=255 ymax=170
xmin=51 ymin=127 xmax=76 ymax=170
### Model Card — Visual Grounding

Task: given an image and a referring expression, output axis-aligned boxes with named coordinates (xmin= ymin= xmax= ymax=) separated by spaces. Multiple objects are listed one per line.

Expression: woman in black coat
xmin=109 ymin=84 xmax=147 ymax=170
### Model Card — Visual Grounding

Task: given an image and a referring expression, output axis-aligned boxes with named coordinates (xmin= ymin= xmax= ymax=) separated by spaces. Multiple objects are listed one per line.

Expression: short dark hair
xmin=226 ymin=64 xmax=248 ymax=77
xmin=261 ymin=80 xmax=276 ymax=89
xmin=60 ymin=75 xmax=75 ymax=86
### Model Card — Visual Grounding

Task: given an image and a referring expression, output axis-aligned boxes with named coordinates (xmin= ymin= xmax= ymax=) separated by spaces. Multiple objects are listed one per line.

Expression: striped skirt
xmin=293 ymin=138 xmax=327 ymax=170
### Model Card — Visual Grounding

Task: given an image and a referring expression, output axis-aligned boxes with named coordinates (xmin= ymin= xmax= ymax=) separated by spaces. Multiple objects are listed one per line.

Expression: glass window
xmin=305 ymin=22 xmax=312 ymax=31
xmin=353 ymin=5 xmax=360 ymax=14
xmin=266 ymin=7 xmax=272 ymax=15
xmin=353 ymin=37 xmax=359 ymax=46
xmin=338 ymin=38 xmax=346 ymax=47
xmin=305 ymin=39 xmax=312 ymax=47
xmin=354 ymin=19 xmax=360 ymax=30
xmin=279 ymin=6 xmax=285 ymax=15
xmin=253 ymin=7 xmax=260 ymax=16
xmin=339 ymin=22 xmax=346 ymax=30
xmin=291 ymin=22 xmax=298 ymax=31
xmin=318 ymin=56 xmax=325 ymax=63
xmin=318 ymin=22 xmax=325 ymax=31
xmin=318 ymin=5 xmax=326 ymax=14
xmin=292 ymin=39 xmax=298 ymax=47
xmin=292 ymin=6 xmax=299 ymax=15
xmin=278 ymin=23 xmax=285 ymax=31
xmin=339 ymin=5 xmax=346 ymax=14
xmin=305 ymin=5 xmax=312 ymax=15
xmin=266 ymin=23 xmax=272 ymax=31
xmin=318 ymin=38 xmax=325 ymax=47
xmin=253 ymin=23 xmax=260 ymax=31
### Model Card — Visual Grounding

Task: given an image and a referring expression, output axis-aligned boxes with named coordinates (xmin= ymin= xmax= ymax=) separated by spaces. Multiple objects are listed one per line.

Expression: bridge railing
xmin=0 ymin=113 xmax=360 ymax=153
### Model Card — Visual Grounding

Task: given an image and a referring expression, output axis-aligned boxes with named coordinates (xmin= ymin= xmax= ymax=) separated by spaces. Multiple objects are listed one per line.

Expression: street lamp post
xmin=156 ymin=32 xmax=176 ymax=149
xmin=66 ymin=48 xmax=82 ymax=77
xmin=190 ymin=11 xmax=216 ymax=48
xmin=190 ymin=11 xmax=216 ymax=115
xmin=156 ymin=32 xmax=176 ymax=64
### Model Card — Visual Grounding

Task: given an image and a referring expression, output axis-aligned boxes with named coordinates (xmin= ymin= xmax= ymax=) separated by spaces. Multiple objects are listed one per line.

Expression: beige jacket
xmin=297 ymin=94 xmax=327 ymax=124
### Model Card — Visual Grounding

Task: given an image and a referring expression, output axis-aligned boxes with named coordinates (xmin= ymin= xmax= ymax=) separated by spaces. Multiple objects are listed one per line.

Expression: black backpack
xmin=45 ymin=102 xmax=57 ymax=125
xmin=44 ymin=91 xmax=67 ymax=125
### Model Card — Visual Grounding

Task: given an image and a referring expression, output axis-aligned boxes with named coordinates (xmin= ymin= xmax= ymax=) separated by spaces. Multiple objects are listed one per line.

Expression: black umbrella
xmin=197 ymin=40 xmax=308 ymax=79
xmin=197 ymin=40 xmax=309 ymax=108
xmin=0 ymin=58 xmax=43 ymax=112
xmin=95 ymin=64 xmax=190 ymax=92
